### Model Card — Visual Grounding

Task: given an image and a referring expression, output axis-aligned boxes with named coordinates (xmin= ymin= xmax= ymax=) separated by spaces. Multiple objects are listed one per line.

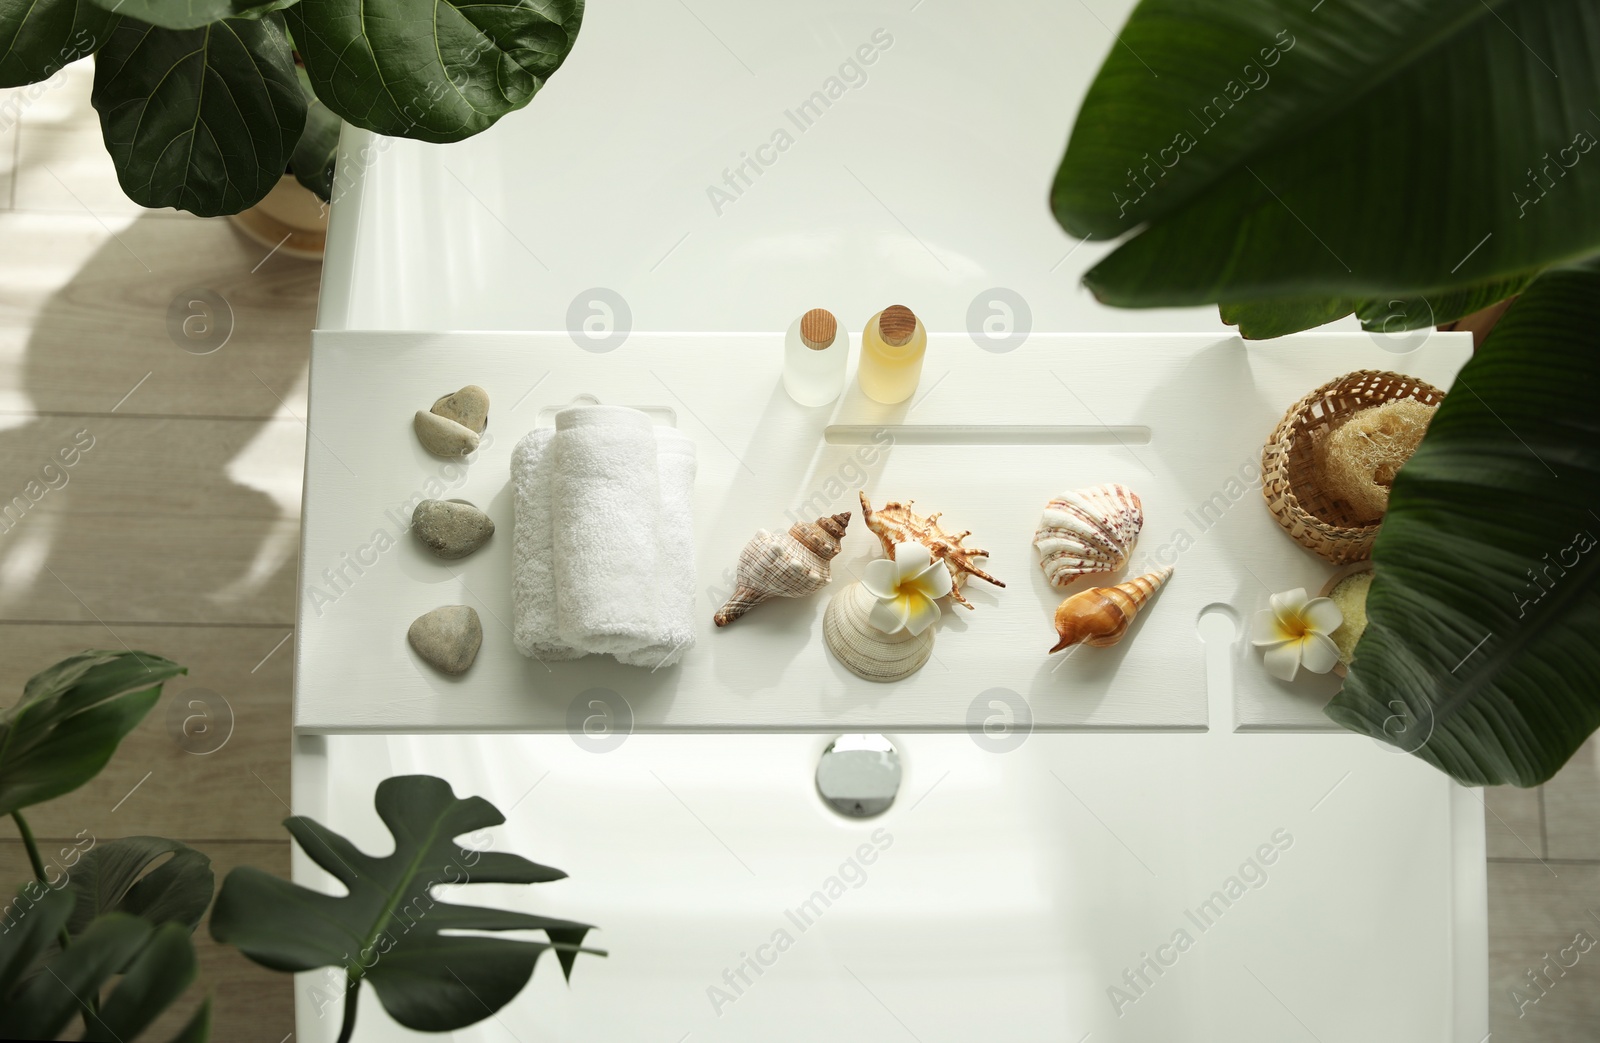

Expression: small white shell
xmin=823 ymin=581 xmax=934 ymax=682
xmin=1033 ymin=483 xmax=1143 ymax=587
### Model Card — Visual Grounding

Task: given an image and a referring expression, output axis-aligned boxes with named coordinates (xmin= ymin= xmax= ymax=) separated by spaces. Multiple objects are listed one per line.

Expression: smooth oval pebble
xmin=408 ymin=605 xmax=483 ymax=675
xmin=432 ymin=385 xmax=490 ymax=434
xmin=414 ymin=410 xmax=479 ymax=458
xmin=412 ymin=499 xmax=494 ymax=559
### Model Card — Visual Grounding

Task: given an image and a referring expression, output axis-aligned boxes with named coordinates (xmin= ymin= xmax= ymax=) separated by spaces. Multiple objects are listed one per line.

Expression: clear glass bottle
xmin=783 ymin=308 xmax=848 ymax=406
xmin=856 ymin=305 xmax=926 ymax=405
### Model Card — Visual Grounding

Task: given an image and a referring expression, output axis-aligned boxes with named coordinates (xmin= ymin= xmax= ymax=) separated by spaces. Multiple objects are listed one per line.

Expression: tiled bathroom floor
xmin=2 ymin=63 xmax=1597 ymax=1043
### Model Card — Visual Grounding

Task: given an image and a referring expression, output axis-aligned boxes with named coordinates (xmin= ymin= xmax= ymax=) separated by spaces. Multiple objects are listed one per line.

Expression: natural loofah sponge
xmin=1327 ymin=570 xmax=1373 ymax=665
xmin=1314 ymin=398 xmax=1436 ymax=521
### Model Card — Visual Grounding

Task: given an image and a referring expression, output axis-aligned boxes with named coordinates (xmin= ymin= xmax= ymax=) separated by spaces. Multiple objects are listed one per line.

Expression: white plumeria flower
xmin=860 ymin=542 xmax=953 ymax=636
xmin=1251 ymin=587 xmax=1344 ymax=682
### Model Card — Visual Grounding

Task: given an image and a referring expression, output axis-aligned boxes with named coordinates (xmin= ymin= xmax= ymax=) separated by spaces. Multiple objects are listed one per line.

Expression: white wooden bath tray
xmin=294 ymin=331 xmax=1470 ymax=733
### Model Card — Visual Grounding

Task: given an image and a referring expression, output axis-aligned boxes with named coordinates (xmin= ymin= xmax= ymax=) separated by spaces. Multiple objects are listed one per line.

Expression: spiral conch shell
xmin=1033 ymin=483 xmax=1143 ymax=587
xmin=1049 ymin=567 xmax=1172 ymax=653
xmin=859 ymin=492 xmax=1004 ymax=609
xmin=714 ymin=513 xmax=851 ymax=626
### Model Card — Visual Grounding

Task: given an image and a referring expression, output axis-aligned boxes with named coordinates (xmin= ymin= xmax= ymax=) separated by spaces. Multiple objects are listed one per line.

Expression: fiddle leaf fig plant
xmin=0 ymin=0 xmax=583 ymax=215
xmin=1051 ymin=0 xmax=1600 ymax=784
xmin=210 ymin=774 xmax=603 ymax=1043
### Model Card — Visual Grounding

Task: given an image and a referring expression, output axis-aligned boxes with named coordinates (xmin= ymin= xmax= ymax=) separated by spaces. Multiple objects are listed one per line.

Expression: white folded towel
xmin=614 ymin=426 xmax=697 ymax=668
xmin=512 ymin=406 xmax=697 ymax=668
xmin=510 ymin=427 xmax=582 ymax=662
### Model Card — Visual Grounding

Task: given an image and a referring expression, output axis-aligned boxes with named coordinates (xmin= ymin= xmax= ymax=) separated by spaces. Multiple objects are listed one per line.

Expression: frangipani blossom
xmin=1251 ymin=587 xmax=1343 ymax=682
xmin=861 ymin=542 xmax=953 ymax=636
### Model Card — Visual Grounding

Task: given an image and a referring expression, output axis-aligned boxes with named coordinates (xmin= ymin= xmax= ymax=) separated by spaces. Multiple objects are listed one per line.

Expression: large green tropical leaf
xmin=0 ymin=886 xmax=210 ymax=1042
xmin=0 ymin=0 xmax=111 ymax=87
xmin=1054 ymin=0 xmax=1600 ymax=306
xmin=0 ymin=651 xmax=184 ymax=817
xmin=1326 ymin=265 xmax=1600 ymax=785
xmin=67 ymin=836 xmax=214 ymax=936
xmin=210 ymin=775 xmax=600 ymax=1037
xmin=84 ymin=0 xmax=297 ymax=31
xmin=1217 ymin=270 xmax=1541 ymax=339
xmin=287 ymin=0 xmax=583 ymax=143
xmin=91 ymin=14 xmax=304 ymax=216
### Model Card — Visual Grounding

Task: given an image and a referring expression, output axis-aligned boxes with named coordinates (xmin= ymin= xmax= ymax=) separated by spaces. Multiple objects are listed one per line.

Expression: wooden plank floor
xmin=2 ymin=59 xmax=310 ymax=1043
xmin=5 ymin=57 xmax=1600 ymax=1043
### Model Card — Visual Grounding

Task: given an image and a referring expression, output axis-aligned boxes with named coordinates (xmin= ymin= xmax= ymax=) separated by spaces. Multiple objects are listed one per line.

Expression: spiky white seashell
xmin=1033 ymin=483 xmax=1144 ymax=587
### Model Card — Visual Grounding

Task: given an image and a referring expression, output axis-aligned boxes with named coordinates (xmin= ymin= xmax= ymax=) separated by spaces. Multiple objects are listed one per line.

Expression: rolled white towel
xmin=510 ymin=428 xmax=583 ymax=662
xmin=614 ymin=426 xmax=697 ymax=669
xmin=551 ymin=406 xmax=663 ymax=658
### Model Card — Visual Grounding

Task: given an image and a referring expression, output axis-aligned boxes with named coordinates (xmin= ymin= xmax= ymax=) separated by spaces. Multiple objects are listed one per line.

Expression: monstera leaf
xmin=1053 ymin=0 xmax=1600 ymax=308
xmin=0 ymin=651 xmax=185 ymax=818
xmin=288 ymin=0 xmax=584 ymax=142
xmin=210 ymin=775 xmax=600 ymax=1042
xmin=66 ymin=837 xmax=214 ymax=936
xmin=0 ymin=885 xmax=210 ymax=1042
xmin=1326 ymin=265 xmax=1600 ymax=785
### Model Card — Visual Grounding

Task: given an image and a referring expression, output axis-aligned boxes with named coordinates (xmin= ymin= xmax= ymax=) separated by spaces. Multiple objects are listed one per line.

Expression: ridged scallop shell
xmin=823 ymin=581 xmax=934 ymax=682
xmin=1049 ymin=566 xmax=1172 ymax=652
xmin=714 ymin=513 xmax=850 ymax=627
xmin=1033 ymin=483 xmax=1143 ymax=587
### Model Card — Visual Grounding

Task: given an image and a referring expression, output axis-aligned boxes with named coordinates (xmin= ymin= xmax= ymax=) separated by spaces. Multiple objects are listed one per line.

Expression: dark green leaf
xmin=85 ymin=0 xmax=297 ymax=31
xmin=0 ymin=651 xmax=184 ymax=817
xmin=210 ymin=775 xmax=599 ymax=1036
xmin=1219 ymin=297 xmax=1353 ymax=339
xmin=84 ymin=921 xmax=199 ymax=1042
xmin=67 ymin=836 xmax=214 ymax=936
xmin=290 ymin=65 xmax=339 ymax=202
xmin=91 ymin=14 xmax=304 ymax=216
xmin=164 ymin=998 xmax=211 ymax=1043
xmin=289 ymin=0 xmax=582 ymax=142
xmin=1326 ymin=265 xmax=1600 ymax=785
xmin=1055 ymin=0 xmax=1600 ymax=306
xmin=0 ymin=0 xmax=111 ymax=87
xmin=1353 ymin=271 xmax=1538 ymax=334
xmin=0 ymin=912 xmax=151 ymax=1038
xmin=0 ymin=883 xmax=73 ymax=994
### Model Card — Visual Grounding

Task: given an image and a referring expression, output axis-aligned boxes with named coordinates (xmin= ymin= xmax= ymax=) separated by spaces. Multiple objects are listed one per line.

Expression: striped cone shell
xmin=1049 ymin=566 xmax=1172 ymax=652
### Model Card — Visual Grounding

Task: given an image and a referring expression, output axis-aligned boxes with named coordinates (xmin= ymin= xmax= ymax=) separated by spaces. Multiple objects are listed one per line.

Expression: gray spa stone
xmin=414 ymin=409 xmax=479 ymax=458
xmin=408 ymin=605 xmax=483 ymax=675
xmin=412 ymin=498 xmax=494 ymax=559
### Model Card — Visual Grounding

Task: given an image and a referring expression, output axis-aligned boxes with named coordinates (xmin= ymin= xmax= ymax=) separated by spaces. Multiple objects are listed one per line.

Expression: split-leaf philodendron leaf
xmin=1326 ymin=264 xmax=1600 ymax=785
xmin=210 ymin=774 xmax=601 ymax=1036
xmin=0 ymin=885 xmax=211 ymax=1042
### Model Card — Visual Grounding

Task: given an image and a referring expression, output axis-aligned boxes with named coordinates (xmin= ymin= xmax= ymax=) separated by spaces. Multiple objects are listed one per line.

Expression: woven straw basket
xmin=1261 ymin=370 xmax=1446 ymax=564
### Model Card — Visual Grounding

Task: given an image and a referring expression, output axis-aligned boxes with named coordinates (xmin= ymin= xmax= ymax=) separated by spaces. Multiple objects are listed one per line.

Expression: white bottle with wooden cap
xmin=856 ymin=304 xmax=926 ymax=404
xmin=783 ymin=308 xmax=848 ymax=406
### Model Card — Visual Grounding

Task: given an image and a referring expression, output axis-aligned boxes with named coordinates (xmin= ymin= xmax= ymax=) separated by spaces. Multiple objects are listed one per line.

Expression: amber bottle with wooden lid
xmin=857 ymin=305 xmax=926 ymax=404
